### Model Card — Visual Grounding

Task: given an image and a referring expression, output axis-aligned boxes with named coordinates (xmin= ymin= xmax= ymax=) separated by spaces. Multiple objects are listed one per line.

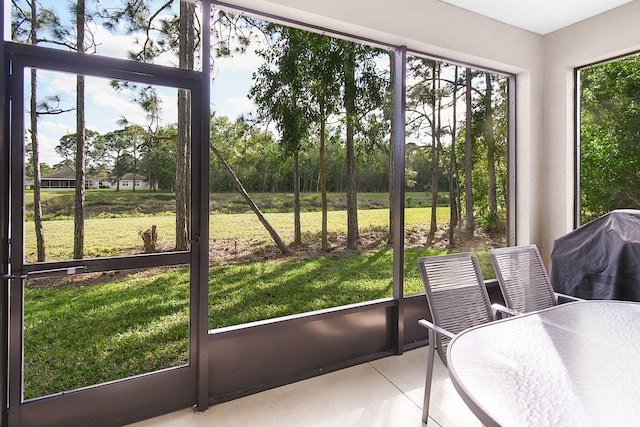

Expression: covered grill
xmin=550 ymin=209 xmax=640 ymax=301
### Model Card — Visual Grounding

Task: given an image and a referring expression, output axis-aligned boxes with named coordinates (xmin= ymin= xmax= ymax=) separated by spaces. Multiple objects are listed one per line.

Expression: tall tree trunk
xmin=464 ymin=68 xmax=475 ymax=235
xmin=388 ymin=51 xmax=395 ymax=246
xmin=428 ymin=63 xmax=439 ymax=241
xmin=176 ymin=0 xmax=194 ymax=251
xmin=30 ymin=1 xmax=45 ymax=262
xmin=210 ymin=142 xmax=290 ymax=255
xmin=132 ymin=148 xmax=137 ymax=192
xmin=74 ymin=0 xmax=86 ymax=259
xmin=485 ymin=72 xmax=498 ymax=231
xmin=344 ymin=44 xmax=358 ymax=250
xmin=31 ymin=70 xmax=45 ymax=262
xmin=448 ymin=66 xmax=459 ymax=248
xmin=293 ymin=150 xmax=301 ymax=246
xmin=320 ymin=111 xmax=328 ymax=251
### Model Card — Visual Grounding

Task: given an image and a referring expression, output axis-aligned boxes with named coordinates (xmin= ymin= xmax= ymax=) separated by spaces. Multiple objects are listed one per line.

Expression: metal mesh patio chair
xmin=417 ymin=252 xmax=505 ymax=424
xmin=490 ymin=244 xmax=582 ymax=314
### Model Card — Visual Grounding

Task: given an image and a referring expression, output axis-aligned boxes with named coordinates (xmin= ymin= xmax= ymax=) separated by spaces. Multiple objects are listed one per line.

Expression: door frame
xmin=5 ymin=41 xmax=209 ymax=427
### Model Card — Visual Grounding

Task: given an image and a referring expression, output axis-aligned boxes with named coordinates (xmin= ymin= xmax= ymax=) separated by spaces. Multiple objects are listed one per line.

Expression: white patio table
xmin=447 ymin=300 xmax=640 ymax=426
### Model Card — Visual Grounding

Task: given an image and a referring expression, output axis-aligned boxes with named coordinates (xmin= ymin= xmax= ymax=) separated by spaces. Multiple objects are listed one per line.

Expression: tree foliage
xmin=14 ymin=2 xmax=511 ymax=252
xmin=580 ymin=55 xmax=640 ymax=221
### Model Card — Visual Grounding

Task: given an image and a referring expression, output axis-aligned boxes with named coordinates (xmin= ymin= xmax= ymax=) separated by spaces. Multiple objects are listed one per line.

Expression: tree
xmin=12 ymin=0 xmax=73 ymax=262
xmin=580 ymin=56 xmax=640 ymax=221
xmin=483 ymin=72 xmax=499 ymax=231
xmin=113 ymin=85 xmax=163 ymax=192
xmin=125 ymin=124 xmax=148 ymax=192
xmin=251 ymin=25 xmax=321 ymax=248
xmin=428 ymin=62 xmax=442 ymax=241
xmin=406 ymin=58 xmax=448 ymax=240
xmin=27 ymin=1 xmax=46 ymax=261
xmin=98 ymin=3 xmax=260 ymax=250
xmin=448 ymin=66 xmax=460 ymax=247
xmin=251 ymin=26 xmax=308 ymax=247
xmin=74 ymin=0 xmax=87 ymax=259
xmin=173 ymin=1 xmax=194 ymax=250
xmin=97 ymin=0 xmax=193 ymax=248
xmin=309 ymin=33 xmax=343 ymax=251
xmin=100 ymin=127 xmax=141 ymax=190
xmin=339 ymin=41 xmax=388 ymax=250
xmin=209 ymin=139 xmax=291 ymax=255
xmin=464 ymin=68 xmax=475 ymax=235
xmin=55 ymin=129 xmax=101 ymax=166
xmin=152 ymin=127 xmax=178 ymax=191
xmin=15 ymin=0 xmax=99 ymax=258
xmin=343 ymin=42 xmax=359 ymax=250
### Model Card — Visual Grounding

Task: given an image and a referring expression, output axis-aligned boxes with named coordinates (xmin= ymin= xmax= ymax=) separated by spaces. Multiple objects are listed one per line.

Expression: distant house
xmin=40 ymin=166 xmax=99 ymax=190
xmin=102 ymin=173 xmax=157 ymax=190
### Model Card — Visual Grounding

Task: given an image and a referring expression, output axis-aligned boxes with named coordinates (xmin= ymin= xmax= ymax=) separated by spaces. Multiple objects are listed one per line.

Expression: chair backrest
xmin=490 ymin=244 xmax=557 ymax=313
xmin=418 ymin=252 xmax=494 ymax=365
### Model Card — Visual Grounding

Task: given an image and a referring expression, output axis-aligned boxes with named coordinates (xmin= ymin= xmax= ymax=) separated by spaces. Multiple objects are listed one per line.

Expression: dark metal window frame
xmin=204 ymin=0 xmax=517 ymax=407
xmin=4 ymin=39 xmax=210 ymax=426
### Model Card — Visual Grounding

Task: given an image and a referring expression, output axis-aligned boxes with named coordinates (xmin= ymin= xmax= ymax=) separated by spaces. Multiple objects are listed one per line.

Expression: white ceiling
xmin=438 ymin=0 xmax=634 ymax=34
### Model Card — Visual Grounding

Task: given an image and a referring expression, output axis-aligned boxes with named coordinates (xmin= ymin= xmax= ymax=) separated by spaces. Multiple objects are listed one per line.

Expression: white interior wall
xmin=541 ymin=0 xmax=640 ymax=260
xmin=230 ymin=0 xmax=545 ymax=247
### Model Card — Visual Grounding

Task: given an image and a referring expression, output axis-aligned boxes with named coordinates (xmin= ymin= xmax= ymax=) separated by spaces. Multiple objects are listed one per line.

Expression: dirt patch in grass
xmin=27 ymin=224 xmax=502 ymax=290
xmin=207 ymin=225 xmax=503 ymax=266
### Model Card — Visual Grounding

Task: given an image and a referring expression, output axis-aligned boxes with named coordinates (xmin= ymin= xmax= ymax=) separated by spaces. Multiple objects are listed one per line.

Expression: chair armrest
xmin=491 ymin=303 xmax=520 ymax=319
xmin=555 ymin=292 xmax=584 ymax=303
xmin=418 ymin=319 xmax=455 ymax=340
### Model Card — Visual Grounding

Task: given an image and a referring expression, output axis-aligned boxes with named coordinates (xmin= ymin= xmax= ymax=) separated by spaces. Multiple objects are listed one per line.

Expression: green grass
xmin=25 ymin=189 xmax=177 ymax=220
xmin=208 ymin=247 xmax=494 ymax=328
xmin=24 ymin=268 xmax=190 ymax=399
xmin=24 ymin=190 xmax=433 ymax=218
xmin=24 ymin=243 xmax=494 ymax=398
xmin=24 ymin=206 xmax=451 ymax=262
xmin=21 ymin=190 xmax=499 ymax=398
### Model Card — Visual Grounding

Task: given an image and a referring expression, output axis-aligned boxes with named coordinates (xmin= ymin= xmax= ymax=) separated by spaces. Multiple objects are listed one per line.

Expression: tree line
xmin=14 ymin=1 xmax=509 ymax=261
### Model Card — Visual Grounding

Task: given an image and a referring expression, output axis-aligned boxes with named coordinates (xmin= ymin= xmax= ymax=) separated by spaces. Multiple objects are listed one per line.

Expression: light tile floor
xmin=129 ymin=347 xmax=481 ymax=427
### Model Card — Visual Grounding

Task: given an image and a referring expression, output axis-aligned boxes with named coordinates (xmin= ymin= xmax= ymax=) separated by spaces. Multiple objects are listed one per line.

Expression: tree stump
xmin=140 ymin=225 xmax=157 ymax=253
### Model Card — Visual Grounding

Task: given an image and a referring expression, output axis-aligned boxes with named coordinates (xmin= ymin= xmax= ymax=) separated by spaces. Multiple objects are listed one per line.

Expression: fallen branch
xmin=210 ymin=141 xmax=291 ymax=255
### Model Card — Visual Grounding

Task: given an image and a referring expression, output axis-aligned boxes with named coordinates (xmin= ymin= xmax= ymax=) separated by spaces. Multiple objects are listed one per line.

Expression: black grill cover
xmin=550 ymin=209 xmax=640 ymax=301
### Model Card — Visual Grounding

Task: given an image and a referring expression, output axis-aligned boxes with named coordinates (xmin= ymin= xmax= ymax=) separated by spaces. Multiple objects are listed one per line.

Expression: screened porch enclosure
xmin=1 ymin=0 xmax=640 ymax=426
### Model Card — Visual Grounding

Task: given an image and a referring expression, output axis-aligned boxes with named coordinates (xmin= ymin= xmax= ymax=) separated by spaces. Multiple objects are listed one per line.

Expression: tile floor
xmin=129 ymin=346 xmax=481 ymax=427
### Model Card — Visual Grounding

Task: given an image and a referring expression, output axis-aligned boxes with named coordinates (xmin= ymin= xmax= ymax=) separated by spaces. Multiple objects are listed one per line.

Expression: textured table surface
xmin=447 ymin=300 xmax=640 ymax=427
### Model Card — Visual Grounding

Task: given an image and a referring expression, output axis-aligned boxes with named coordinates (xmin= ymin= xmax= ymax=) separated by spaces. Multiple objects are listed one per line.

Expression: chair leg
xmin=422 ymin=328 xmax=436 ymax=424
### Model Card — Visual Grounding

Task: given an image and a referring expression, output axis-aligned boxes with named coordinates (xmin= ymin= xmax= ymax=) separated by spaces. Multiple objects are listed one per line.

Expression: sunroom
xmin=1 ymin=0 xmax=639 ymax=426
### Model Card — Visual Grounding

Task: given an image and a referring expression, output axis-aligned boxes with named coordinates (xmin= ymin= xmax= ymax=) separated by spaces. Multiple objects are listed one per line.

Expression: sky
xmin=9 ymin=1 xmax=261 ymax=166
xmin=8 ymin=1 xmax=462 ymax=168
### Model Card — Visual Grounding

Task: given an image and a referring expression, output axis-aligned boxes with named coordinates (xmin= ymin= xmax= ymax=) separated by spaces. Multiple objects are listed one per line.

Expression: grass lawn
xmin=23 ymin=206 xmax=451 ymax=262
xmin=24 ymin=268 xmax=190 ymax=399
xmin=24 ymin=190 xmax=432 ymax=218
xmin=23 ymin=244 xmax=494 ymax=398
xmin=21 ymin=191 xmax=501 ymax=398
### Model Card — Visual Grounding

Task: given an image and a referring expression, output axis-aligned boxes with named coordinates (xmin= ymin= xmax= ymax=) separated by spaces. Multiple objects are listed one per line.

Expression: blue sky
xmin=10 ymin=0 xmax=261 ymax=166
xmin=9 ymin=1 xmax=402 ymax=167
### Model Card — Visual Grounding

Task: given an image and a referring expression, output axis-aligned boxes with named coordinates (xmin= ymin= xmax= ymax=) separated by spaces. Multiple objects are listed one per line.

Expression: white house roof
xmin=118 ymin=173 xmax=147 ymax=181
xmin=42 ymin=166 xmax=98 ymax=181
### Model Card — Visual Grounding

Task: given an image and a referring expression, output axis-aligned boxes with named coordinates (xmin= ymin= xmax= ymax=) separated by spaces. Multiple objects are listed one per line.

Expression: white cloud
xmin=35 ymin=120 xmax=74 ymax=166
xmin=156 ymin=90 xmax=179 ymax=126
xmin=25 ymin=71 xmax=184 ymax=166
xmin=92 ymin=26 xmax=136 ymax=60
xmin=213 ymin=96 xmax=257 ymax=119
xmin=213 ymin=46 xmax=264 ymax=76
